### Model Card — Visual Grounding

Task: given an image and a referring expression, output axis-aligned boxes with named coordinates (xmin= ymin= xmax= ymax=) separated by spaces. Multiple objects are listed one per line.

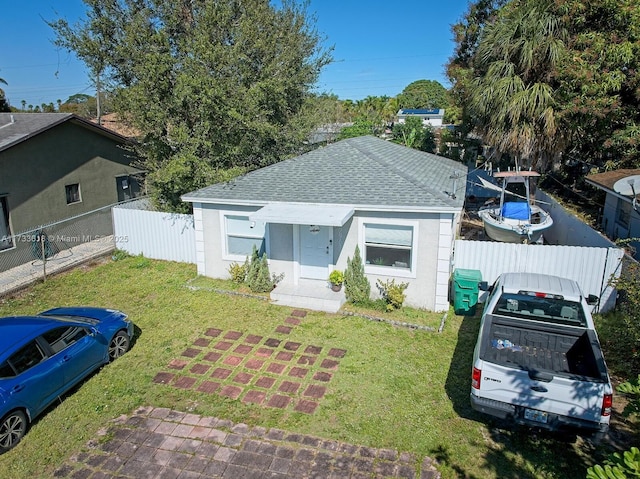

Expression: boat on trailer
xmin=478 ymin=170 xmax=553 ymax=244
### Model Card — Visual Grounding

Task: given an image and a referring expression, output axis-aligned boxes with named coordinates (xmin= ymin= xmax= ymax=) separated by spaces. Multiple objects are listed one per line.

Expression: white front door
xmin=300 ymin=225 xmax=331 ymax=279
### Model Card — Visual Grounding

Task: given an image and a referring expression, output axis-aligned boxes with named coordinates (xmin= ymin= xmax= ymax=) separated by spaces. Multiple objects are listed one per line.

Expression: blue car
xmin=0 ymin=307 xmax=133 ymax=453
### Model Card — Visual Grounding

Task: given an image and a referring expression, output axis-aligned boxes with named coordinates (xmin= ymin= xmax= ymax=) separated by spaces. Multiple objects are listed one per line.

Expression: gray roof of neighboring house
xmin=183 ymin=136 xmax=467 ymax=211
xmin=586 ymin=168 xmax=640 ymax=201
xmin=0 ymin=113 xmax=128 ymax=152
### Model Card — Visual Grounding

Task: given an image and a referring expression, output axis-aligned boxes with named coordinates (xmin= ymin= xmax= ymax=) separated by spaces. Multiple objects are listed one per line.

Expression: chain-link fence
xmin=0 ymin=203 xmax=119 ymax=291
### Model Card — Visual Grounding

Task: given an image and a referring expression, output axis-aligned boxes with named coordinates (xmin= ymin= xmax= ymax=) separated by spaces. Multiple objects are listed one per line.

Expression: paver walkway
xmin=152 ymin=310 xmax=344 ymax=416
xmin=53 ymin=406 xmax=440 ymax=479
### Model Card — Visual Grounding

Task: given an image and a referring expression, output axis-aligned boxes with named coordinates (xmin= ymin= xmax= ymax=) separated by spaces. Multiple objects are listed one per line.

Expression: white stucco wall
xmin=193 ymin=204 xmax=460 ymax=311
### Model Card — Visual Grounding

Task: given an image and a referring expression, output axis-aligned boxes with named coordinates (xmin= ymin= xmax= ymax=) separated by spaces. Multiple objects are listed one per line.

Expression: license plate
xmin=524 ymin=408 xmax=548 ymax=424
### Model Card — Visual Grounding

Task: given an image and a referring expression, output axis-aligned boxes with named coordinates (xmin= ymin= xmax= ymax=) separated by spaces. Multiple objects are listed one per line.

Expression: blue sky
xmin=1 ymin=1 xmax=471 ymax=108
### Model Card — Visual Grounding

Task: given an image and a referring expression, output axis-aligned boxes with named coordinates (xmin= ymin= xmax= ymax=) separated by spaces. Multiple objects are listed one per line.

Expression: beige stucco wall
xmin=196 ymin=204 xmax=460 ymax=311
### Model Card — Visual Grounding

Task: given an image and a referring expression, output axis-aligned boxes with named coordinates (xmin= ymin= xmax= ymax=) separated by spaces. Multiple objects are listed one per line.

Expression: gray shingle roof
xmin=183 ymin=136 xmax=467 ymax=210
xmin=0 ymin=113 xmax=128 ymax=152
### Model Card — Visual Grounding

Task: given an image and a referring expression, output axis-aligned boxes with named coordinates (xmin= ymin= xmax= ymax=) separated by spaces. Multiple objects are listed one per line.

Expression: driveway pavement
xmin=53 ymin=406 xmax=440 ymax=478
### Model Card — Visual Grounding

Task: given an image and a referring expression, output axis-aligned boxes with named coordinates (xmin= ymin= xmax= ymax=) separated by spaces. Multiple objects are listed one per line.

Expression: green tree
xmin=447 ymin=0 xmax=509 ymax=131
xmin=556 ymin=0 xmax=640 ymax=169
xmin=0 ymin=77 xmax=10 ymax=113
xmin=49 ymin=1 xmax=121 ymax=124
xmin=391 ymin=116 xmax=436 ymax=152
xmin=50 ymin=0 xmax=332 ymax=213
xmin=381 ymin=96 xmax=400 ymax=124
xmin=300 ymin=93 xmax=351 ymax=144
xmin=351 ymin=95 xmax=391 ymax=133
xmin=449 ymin=0 xmax=640 ymax=172
xmin=397 ymin=79 xmax=449 ymax=110
xmin=465 ymin=0 xmax=568 ymax=170
xmin=338 ymin=117 xmax=376 ymax=139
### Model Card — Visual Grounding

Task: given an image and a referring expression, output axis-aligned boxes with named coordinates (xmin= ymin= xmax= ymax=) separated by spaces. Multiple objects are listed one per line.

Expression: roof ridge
xmin=347 ymin=137 xmax=459 ymax=206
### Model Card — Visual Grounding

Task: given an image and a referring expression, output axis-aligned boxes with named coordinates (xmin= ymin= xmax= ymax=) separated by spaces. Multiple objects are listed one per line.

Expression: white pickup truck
xmin=470 ymin=272 xmax=612 ymax=440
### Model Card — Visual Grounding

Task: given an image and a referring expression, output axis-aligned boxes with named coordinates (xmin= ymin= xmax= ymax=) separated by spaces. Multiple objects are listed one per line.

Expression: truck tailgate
xmin=478 ymin=361 xmax=606 ymax=424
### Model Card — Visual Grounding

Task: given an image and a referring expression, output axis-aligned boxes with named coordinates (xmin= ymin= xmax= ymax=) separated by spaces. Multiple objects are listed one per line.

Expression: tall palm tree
xmin=467 ymin=0 xmax=567 ymax=170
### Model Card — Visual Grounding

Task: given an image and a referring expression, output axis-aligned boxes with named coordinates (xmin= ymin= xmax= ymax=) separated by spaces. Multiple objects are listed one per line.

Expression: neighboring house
xmin=90 ymin=112 xmax=141 ymax=139
xmin=182 ymin=135 xmax=467 ymax=312
xmin=0 ymin=113 xmax=143 ymax=271
xmin=308 ymin=123 xmax=352 ymax=145
xmin=396 ymin=109 xmax=445 ymax=127
xmin=585 ymin=168 xmax=640 ymax=258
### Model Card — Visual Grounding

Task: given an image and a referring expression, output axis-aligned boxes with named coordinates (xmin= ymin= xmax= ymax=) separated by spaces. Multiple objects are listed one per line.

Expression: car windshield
xmin=492 ymin=293 xmax=587 ymax=327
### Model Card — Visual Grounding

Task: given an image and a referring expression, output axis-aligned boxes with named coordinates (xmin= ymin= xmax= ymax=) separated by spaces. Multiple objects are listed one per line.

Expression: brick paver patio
xmin=54 ymin=406 xmax=440 ymax=478
xmin=152 ymin=310 xmax=347 ymax=415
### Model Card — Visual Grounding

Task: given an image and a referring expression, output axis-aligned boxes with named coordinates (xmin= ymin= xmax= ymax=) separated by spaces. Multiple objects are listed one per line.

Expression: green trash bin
xmin=451 ymin=269 xmax=482 ymax=316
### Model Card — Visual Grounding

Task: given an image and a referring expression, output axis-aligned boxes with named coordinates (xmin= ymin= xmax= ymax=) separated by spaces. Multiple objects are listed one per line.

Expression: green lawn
xmin=0 ymin=256 xmax=616 ymax=478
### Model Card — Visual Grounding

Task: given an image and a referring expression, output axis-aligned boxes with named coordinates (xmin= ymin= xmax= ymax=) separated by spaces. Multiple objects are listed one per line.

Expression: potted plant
xmin=329 ymin=269 xmax=344 ymax=292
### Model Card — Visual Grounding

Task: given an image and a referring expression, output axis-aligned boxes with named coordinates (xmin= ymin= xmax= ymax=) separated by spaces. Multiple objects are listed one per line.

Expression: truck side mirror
xmin=479 ymin=281 xmax=489 ymax=291
xmin=586 ymin=294 xmax=599 ymax=305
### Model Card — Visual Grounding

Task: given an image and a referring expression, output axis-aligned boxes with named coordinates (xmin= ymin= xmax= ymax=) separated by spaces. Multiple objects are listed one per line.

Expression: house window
xmin=116 ymin=175 xmax=143 ymax=202
xmin=616 ymin=198 xmax=631 ymax=228
xmin=364 ymin=223 xmax=413 ymax=270
xmin=65 ymin=184 xmax=81 ymax=204
xmin=225 ymin=215 xmax=265 ymax=258
xmin=0 ymin=196 xmax=12 ymax=251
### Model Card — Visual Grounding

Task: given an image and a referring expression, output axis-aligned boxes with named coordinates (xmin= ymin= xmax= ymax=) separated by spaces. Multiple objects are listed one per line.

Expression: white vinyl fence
xmin=452 ymin=240 xmax=625 ymax=312
xmin=112 ymin=199 xmax=196 ymax=264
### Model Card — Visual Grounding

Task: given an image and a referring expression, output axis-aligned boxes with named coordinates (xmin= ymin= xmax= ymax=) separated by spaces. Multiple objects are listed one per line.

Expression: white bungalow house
xmin=182 ymin=136 xmax=467 ymax=313
xmin=396 ymin=109 xmax=445 ymax=127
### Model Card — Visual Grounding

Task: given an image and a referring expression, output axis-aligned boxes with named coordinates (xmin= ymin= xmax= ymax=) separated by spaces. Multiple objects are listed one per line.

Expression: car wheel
xmin=0 ymin=410 xmax=27 ymax=453
xmin=108 ymin=331 xmax=130 ymax=361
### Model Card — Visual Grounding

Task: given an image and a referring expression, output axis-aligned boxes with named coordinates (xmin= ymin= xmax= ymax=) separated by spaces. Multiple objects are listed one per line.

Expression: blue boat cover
xmin=502 ymin=202 xmax=530 ymax=220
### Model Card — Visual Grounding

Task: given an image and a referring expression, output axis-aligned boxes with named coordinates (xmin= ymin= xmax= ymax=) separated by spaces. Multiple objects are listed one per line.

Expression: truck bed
xmin=480 ymin=314 xmax=605 ymax=380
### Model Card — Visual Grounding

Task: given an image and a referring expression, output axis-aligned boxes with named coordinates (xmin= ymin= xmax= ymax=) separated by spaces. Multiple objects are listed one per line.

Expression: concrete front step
xmin=270 ymin=282 xmax=346 ymax=313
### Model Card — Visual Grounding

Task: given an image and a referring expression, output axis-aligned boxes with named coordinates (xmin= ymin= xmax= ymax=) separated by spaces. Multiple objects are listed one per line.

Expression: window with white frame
xmin=364 ymin=223 xmax=413 ymax=270
xmin=225 ymin=215 xmax=265 ymax=257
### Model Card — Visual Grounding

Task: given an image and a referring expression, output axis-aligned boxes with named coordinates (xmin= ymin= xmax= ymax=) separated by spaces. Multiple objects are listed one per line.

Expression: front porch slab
xmin=270 ymin=282 xmax=345 ymax=313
